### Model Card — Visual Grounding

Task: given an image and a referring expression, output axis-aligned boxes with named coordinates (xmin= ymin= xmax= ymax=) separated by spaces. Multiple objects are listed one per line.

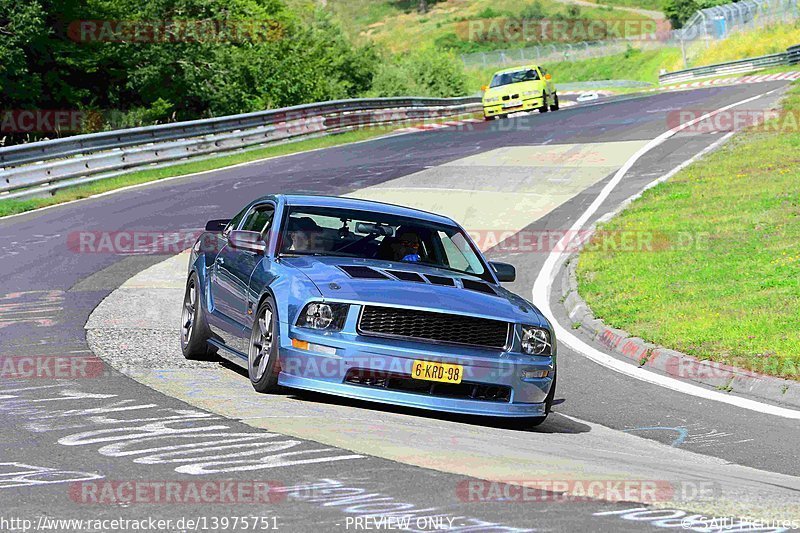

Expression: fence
xmin=460 ymin=0 xmax=800 ymax=69
xmin=658 ymin=51 xmax=790 ymax=83
xmin=677 ymin=0 xmax=799 ymax=41
xmin=659 ymin=43 xmax=800 ymax=83
xmin=0 ymin=97 xmax=481 ymax=200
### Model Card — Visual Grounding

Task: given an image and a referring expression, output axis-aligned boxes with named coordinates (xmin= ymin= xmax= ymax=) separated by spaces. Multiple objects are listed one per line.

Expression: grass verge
xmin=0 ymin=115 xmax=478 ymax=218
xmin=576 ymin=82 xmax=800 ymax=380
xmin=690 ymin=20 xmax=800 ymax=68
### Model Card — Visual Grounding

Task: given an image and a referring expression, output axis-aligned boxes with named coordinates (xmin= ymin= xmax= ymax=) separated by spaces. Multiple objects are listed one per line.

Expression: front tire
xmin=538 ymin=91 xmax=549 ymax=113
xmin=550 ymin=93 xmax=560 ymax=111
xmin=181 ymin=273 xmax=216 ymax=361
xmin=248 ymin=297 xmax=281 ymax=393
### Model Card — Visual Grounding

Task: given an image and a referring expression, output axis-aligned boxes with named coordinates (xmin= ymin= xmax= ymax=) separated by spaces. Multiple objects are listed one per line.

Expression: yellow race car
xmin=482 ymin=65 xmax=559 ymax=120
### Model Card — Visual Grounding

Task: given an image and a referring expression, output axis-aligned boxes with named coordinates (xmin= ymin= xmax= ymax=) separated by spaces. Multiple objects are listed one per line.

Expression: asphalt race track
xmin=2 ymin=82 xmax=800 ymax=532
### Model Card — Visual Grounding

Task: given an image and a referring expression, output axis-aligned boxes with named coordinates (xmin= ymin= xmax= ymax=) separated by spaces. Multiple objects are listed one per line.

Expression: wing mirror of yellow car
xmin=545 ymin=74 xmax=552 ymax=80
xmin=481 ymin=85 xmax=489 ymax=92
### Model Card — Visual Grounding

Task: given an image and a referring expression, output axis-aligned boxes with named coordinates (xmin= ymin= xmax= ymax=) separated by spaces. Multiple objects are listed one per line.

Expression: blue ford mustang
xmin=182 ymin=195 xmax=557 ymax=424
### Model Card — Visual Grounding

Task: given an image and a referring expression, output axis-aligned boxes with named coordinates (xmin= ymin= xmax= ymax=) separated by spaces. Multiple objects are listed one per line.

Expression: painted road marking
xmin=531 ymin=88 xmax=800 ymax=420
xmin=0 ymin=383 xmax=363 ymax=475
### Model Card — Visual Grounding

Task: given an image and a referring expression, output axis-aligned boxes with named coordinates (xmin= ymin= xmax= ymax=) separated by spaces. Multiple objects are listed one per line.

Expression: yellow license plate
xmin=411 ymin=360 xmax=463 ymax=384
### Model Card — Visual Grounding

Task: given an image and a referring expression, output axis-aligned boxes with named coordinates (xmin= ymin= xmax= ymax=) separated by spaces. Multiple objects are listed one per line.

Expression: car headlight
xmin=522 ymin=91 xmax=537 ymax=97
xmin=296 ymin=302 xmax=349 ymax=331
xmin=520 ymin=326 xmax=552 ymax=355
xmin=484 ymin=96 xmax=500 ymax=103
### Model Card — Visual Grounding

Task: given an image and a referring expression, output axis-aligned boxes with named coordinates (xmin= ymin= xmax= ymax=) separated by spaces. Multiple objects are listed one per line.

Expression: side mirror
xmin=490 ymin=261 xmax=516 ymax=283
xmin=545 ymin=74 xmax=552 ymax=80
xmin=228 ymin=230 xmax=266 ymax=254
xmin=205 ymin=219 xmax=230 ymax=232
xmin=481 ymin=85 xmax=489 ymax=92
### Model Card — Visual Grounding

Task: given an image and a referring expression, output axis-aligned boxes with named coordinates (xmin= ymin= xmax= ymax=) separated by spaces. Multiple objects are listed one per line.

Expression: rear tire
xmin=550 ymin=93 xmax=560 ymax=111
xmin=180 ymin=273 xmax=216 ymax=361
xmin=538 ymin=91 xmax=549 ymax=113
xmin=248 ymin=297 xmax=281 ymax=393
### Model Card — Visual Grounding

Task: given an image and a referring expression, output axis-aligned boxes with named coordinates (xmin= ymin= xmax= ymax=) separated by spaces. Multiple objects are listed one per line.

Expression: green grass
xmin=581 ymin=0 xmax=668 ymax=11
xmin=326 ymin=0 xmax=653 ymax=53
xmin=0 ymin=115 xmax=478 ymax=218
xmin=690 ymin=20 xmax=800 ymax=68
xmin=465 ymin=47 xmax=682 ymax=92
xmin=576 ymin=83 xmax=800 ymax=380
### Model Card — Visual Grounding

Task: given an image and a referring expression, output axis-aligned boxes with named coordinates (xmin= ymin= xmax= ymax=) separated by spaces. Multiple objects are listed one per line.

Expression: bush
xmin=519 ymin=1 xmax=546 ymax=21
xmin=477 ymin=7 xmax=503 ymax=19
xmin=370 ymin=48 xmax=468 ymax=98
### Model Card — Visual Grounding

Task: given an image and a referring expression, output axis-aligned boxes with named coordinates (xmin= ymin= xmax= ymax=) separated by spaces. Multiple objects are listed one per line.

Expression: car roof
xmin=262 ymin=194 xmax=457 ymax=226
xmin=493 ymin=65 xmax=541 ymax=75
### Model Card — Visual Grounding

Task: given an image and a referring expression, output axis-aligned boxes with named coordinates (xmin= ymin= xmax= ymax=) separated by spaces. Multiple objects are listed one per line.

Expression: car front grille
xmin=344 ymin=369 xmax=511 ymax=403
xmin=358 ymin=306 xmax=509 ymax=350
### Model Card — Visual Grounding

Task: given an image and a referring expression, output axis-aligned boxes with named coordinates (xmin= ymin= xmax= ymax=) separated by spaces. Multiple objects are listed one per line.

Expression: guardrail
xmin=0 ymin=96 xmax=481 ymax=200
xmin=658 ymin=50 xmax=791 ymax=84
xmin=789 ymin=44 xmax=800 ymax=65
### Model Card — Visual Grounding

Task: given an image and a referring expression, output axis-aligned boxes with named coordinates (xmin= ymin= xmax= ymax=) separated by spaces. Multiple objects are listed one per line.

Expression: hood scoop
xmin=461 ymin=278 xmax=498 ymax=296
xmin=337 ymin=265 xmax=498 ymax=296
xmin=425 ymin=274 xmax=455 ymax=287
xmin=338 ymin=265 xmax=390 ymax=280
xmin=385 ymin=270 xmax=425 ymax=283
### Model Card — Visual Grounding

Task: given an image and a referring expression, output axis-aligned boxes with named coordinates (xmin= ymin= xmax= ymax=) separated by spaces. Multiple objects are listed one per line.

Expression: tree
xmin=664 ymin=0 xmax=698 ymax=29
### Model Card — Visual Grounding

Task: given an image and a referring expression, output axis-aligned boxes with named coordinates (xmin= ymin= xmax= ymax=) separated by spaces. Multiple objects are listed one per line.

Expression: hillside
xmin=324 ymin=0 xmax=658 ymax=54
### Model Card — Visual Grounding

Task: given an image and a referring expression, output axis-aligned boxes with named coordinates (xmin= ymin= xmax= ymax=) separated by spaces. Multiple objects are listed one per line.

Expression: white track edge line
xmin=532 ymin=87 xmax=800 ymax=419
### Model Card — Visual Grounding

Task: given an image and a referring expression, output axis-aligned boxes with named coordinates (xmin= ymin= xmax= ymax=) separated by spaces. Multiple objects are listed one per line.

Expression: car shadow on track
xmin=289 ymin=390 xmax=589 ymax=434
xmin=220 ymin=360 xmax=587 ymax=434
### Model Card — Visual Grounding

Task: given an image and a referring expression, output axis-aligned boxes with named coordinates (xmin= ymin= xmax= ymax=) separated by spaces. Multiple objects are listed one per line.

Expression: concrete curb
xmin=560 ymin=255 xmax=800 ymax=409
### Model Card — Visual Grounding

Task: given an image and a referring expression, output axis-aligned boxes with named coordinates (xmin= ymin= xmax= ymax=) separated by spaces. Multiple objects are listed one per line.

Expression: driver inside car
xmin=390 ymin=231 xmax=422 ymax=262
xmin=286 ymin=217 xmax=325 ymax=253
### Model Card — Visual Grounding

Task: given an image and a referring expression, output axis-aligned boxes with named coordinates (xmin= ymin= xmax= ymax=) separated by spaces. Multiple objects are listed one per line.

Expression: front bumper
xmin=483 ymin=96 xmax=543 ymax=117
xmin=276 ymin=325 xmax=555 ymax=418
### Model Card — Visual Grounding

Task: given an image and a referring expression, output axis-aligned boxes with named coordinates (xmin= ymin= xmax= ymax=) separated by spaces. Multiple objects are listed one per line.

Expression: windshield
xmin=490 ymin=68 xmax=540 ymax=88
xmin=279 ymin=206 xmax=490 ymax=280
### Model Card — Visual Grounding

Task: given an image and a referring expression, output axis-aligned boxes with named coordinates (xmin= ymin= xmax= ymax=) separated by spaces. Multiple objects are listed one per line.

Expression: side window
xmin=240 ymin=204 xmax=275 ymax=236
xmin=223 ymin=207 xmax=248 ymax=237
xmin=437 ymin=231 xmax=471 ymax=272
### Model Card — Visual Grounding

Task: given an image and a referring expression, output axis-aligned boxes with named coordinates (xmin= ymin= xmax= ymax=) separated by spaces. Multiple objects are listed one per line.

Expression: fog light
xmin=521 ymin=369 xmax=549 ymax=379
